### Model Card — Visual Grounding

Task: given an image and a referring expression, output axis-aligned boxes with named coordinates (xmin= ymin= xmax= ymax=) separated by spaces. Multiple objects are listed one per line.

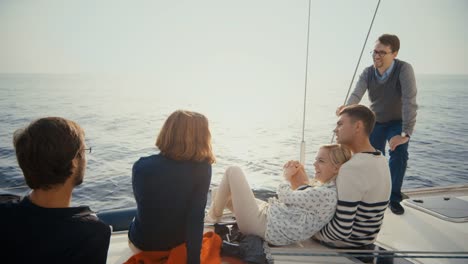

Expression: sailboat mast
xmin=300 ymin=0 xmax=312 ymax=165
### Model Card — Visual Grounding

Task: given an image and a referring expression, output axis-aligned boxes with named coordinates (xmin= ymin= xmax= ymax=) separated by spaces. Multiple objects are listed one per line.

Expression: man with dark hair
xmin=338 ymin=33 xmax=418 ymax=215
xmin=0 ymin=117 xmax=111 ymax=264
xmin=315 ymin=105 xmax=391 ymax=248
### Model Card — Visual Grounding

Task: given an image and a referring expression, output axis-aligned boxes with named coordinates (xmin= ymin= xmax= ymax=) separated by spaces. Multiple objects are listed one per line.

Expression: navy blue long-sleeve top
xmin=128 ymin=153 xmax=211 ymax=264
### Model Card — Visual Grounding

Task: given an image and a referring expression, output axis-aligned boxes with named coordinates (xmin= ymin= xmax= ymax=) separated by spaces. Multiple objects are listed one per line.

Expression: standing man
xmin=338 ymin=34 xmax=418 ymax=215
xmin=0 ymin=117 xmax=111 ymax=264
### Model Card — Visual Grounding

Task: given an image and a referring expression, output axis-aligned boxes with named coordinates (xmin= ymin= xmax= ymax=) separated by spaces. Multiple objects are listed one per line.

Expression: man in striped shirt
xmin=314 ymin=105 xmax=391 ymax=248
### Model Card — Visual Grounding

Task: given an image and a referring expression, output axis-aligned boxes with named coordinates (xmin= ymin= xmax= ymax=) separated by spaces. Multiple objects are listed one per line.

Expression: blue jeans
xmin=369 ymin=120 xmax=409 ymax=203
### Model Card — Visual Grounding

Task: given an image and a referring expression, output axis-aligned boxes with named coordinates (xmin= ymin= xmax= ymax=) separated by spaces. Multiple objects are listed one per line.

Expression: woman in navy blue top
xmin=128 ymin=110 xmax=215 ymax=264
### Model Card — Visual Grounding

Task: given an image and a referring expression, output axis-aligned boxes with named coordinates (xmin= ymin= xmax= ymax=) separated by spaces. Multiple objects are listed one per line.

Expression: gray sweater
xmin=347 ymin=59 xmax=418 ymax=135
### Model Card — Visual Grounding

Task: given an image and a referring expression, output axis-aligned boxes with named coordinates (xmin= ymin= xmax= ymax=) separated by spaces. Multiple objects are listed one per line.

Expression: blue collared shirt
xmin=375 ymin=60 xmax=395 ymax=81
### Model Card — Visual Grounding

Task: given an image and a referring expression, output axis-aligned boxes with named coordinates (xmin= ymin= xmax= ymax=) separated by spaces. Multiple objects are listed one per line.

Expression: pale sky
xmin=0 ymin=0 xmax=467 ymax=76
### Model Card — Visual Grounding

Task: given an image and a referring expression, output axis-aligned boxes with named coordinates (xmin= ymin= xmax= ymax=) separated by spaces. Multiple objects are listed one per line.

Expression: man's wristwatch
xmin=401 ymin=132 xmax=410 ymax=138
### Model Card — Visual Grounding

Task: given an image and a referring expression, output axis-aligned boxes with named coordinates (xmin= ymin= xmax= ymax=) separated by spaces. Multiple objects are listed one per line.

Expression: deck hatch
xmin=404 ymin=196 xmax=468 ymax=222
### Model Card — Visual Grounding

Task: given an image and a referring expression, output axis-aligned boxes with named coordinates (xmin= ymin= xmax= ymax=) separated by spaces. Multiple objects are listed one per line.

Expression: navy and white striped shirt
xmin=315 ymin=152 xmax=391 ymax=248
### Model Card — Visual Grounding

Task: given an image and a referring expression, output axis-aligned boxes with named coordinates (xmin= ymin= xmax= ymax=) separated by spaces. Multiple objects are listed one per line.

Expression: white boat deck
xmin=376 ymin=189 xmax=468 ymax=264
xmin=106 ymin=185 xmax=468 ymax=264
xmin=107 ymin=232 xmax=134 ymax=264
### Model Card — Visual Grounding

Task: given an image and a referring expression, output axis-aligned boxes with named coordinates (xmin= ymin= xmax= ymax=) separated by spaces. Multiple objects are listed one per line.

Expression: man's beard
xmin=73 ymin=160 xmax=85 ymax=187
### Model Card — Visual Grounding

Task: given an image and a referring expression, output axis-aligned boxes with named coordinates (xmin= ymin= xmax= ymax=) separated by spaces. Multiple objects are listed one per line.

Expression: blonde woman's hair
xmin=320 ymin=144 xmax=352 ymax=167
xmin=310 ymin=144 xmax=352 ymax=186
xmin=156 ymin=110 xmax=215 ymax=164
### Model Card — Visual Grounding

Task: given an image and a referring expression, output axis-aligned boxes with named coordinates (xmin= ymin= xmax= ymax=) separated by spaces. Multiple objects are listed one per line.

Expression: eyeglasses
xmin=371 ymin=50 xmax=393 ymax=58
xmin=84 ymin=147 xmax=92 ymax=154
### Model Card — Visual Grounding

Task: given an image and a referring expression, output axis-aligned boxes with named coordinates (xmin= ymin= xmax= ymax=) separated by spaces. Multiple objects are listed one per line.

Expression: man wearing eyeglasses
xmin=0 ymin=117 xmax=111 ymax=263
xmin=337 ymin=34 xmax=418 ymax=215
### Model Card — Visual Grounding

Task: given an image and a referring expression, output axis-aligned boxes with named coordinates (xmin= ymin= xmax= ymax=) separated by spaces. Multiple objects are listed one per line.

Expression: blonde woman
xmin=206 ymin=144 xmax=351 ymax=246
xmin=128 ymin=110 xmax=215 ymax=264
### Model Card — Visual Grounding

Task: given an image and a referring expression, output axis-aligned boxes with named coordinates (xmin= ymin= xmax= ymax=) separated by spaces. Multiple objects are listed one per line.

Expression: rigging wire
xmin=330 ymin=0 xmax=382 ymax=144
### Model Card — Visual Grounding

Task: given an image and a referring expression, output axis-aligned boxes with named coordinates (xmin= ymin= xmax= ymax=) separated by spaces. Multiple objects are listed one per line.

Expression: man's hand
xmin=336 ymin=105 xmax=346 ymax=116
xmin=389 ymin=135 xmax=409 ymax=151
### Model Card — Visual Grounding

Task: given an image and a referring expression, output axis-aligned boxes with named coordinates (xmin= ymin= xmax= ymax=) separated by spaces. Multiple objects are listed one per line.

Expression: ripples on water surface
xmin=1 ymin=74 xmax=467 ymax=210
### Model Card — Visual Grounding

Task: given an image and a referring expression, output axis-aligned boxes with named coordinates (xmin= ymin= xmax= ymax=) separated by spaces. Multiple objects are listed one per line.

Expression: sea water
xmin=1 ymin=74 xmax=467 ymax=210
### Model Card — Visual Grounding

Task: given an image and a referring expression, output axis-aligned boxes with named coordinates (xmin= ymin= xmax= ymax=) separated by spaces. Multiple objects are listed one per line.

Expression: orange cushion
xmin=125 ymin=231 xmax=222 ymax=264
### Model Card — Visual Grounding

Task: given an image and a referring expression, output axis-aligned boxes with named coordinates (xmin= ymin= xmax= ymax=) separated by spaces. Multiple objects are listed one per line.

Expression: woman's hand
xmin=283 ymin=161 xmax=309 ymax=189
xmin=283 ymin=160 xmax=301 ymax=181
xmin=290 ymin=166 xmax=309 ymax=190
